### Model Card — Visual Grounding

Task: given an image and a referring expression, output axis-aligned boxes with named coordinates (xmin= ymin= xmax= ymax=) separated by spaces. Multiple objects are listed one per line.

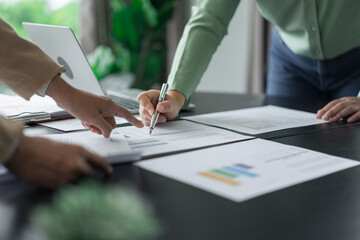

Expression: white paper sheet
xmin=137 ymin=139 xmax=359 ymax=202
xmin=113 ymin=120 xmax=252 ymax=157
xmin=45 ymin=120 xmax=251 ymax=160
xmin=44 ymin=131 xmax=141 ymax=164
xmin=183 ymin=105 xmax=326 ymax=135
xmin=0 ymin=94 xmax=62 ymax=117
xmin=39 ymin=115 xmax=141 ymax=132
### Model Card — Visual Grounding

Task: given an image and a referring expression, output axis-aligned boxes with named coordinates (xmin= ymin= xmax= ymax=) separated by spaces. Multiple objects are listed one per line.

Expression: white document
xmin=43 ymin=120 xmax=249 ymax=162
xmin=112 ymin=120 xmax=252 ymax=157
xmin=44 ymin=131 xmax=141 ymax=164
xmin=0 ymin=94 xmax=62 ymax=117
xmin=137 ymin=139 xmax=359 ymax=202
xmin=183 ymin=105 xmax=326 ymax=135
xmin=39 ymin=115 xmax=141 ymax=132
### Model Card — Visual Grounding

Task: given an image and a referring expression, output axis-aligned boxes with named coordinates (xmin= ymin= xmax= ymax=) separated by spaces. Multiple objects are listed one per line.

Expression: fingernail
xmin=148 ymin=108 xmax=154 ymax=115
xmin=158 ymin=105 xmax=164 ymax=112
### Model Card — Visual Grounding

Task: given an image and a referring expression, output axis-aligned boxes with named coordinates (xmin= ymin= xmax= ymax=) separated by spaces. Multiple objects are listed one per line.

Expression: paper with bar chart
xmin=182 ymin=105 xmax=326 ymax=135
xmin=137 ymin=139 xmax=359 ymax=202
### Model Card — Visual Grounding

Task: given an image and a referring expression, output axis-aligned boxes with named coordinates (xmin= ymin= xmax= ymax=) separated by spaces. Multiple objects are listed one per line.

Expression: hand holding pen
xmin=149 ymin=83 xmax=169 ymax=134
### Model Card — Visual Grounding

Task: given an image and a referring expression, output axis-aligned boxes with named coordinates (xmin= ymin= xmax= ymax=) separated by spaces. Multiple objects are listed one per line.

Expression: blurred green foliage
xmin=0 ymin=0 xmax=79 ymax=40
xmin=30 ymin=182 xmax=162 ymax=240
xmin=89 ymin=0 xmax=180 ymax=90
xmin=87 ymin=46 xmax=118 ymax=80
xmin=0 ymin=0 xmax=178 ymax=91
xmin=0 ymin=0 xmax=79 ymax=94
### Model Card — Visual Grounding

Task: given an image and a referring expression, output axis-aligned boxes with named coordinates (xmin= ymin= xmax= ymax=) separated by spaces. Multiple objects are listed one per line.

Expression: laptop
xmin=22 ymin=22 xmax=140 ymax=114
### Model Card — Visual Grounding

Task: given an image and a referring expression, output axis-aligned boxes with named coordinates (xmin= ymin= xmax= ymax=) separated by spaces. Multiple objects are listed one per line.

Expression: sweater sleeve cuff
xmin=36 ymin=68 xmax=65 ymax=97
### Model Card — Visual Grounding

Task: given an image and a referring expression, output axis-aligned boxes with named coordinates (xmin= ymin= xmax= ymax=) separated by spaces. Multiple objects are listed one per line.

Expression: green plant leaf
xmin=138 ymin=0 xmax=159 ymax=28
xmin=112 ymin=6 xmax=145 ymax=51
xmin=157 ymin=1 xmax=176 ymax=26
xmin=87 ymin=45 xmax=117 ymax=80
xmin=113 ymin=43 xmax=132 ymax=72
xmin=110 ymin=0 xmax=126 ymax=12
xmin=109 ymin=0 xmax=177 ymax=89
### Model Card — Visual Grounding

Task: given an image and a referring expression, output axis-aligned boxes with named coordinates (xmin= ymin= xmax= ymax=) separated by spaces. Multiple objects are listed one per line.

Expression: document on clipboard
xmin=0 ymin=93 xmax=71 ymax=124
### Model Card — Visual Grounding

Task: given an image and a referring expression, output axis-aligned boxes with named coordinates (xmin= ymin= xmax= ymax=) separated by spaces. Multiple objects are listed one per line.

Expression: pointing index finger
xmin=114 ymin=105 xmax=144 ymax=128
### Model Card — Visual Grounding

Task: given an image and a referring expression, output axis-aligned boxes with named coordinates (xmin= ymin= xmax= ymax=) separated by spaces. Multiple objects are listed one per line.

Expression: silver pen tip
xmin=149 ymin=128 xmax=153 ymax=135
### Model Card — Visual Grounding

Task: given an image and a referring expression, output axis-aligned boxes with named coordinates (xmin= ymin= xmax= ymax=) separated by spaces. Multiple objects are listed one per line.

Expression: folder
xmin=0 ymin=93 xmax=72 ymax=124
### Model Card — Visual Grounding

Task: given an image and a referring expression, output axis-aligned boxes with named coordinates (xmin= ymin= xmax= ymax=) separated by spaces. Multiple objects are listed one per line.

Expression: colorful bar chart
xmin=199 ymin=163 xmax=258 ymax=186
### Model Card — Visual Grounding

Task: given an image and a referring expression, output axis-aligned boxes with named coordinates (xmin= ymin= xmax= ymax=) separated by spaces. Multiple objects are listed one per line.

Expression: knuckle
xmin=327 ymin=110 xmax=334 ymax=115
xmin=122 ymin=110 xmax=132 ymax=119
xmin=140 ymin=111 xmax=148 ymax=118
xmin=74 ymin=145 xmax=85 ymax=154
xmin=146 ymin=102 xmax=154 ymax=109
xmin=140 ymin=107 xmax=147 ymax=114
xmin=338 ymin=102 xmax=347 ymax=108
xmin=66 ymin=158 xmax=80 ymax=172
xmin=106 ymin=98 xmax=115 ymax=105
xmin=136 ymin=93 xmax=145 ymax=101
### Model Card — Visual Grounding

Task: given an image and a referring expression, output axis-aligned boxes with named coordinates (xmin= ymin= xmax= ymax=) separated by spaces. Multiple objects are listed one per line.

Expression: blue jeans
xmin=267 ymin=29 xmax=360 ymax=100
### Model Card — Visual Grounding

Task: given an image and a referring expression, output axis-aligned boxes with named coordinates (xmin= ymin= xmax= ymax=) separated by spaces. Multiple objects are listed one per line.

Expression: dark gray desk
xmin=2 ymin=93 xmax=360 ymax=240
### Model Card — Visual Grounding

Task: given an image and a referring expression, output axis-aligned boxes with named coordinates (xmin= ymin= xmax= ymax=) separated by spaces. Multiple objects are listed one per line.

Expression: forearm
xmin=167 ymin=0 xmax=241 ymax=106
xmin=45 ymin=75 xmax=73 ymax=106
xmin=45 ymin=75 xmax=81 ymax=114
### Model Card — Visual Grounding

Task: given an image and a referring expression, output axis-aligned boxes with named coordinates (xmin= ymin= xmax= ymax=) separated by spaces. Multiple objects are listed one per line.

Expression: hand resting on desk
xmin=4 ymin=134 xmax=112 ymax=189
xmin=317 ymin=97 xmax=360 ymax=123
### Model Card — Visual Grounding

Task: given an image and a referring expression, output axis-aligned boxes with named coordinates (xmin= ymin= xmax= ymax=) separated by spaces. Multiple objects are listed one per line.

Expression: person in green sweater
xmin=137 ymin=0 xmax=360 ymax=124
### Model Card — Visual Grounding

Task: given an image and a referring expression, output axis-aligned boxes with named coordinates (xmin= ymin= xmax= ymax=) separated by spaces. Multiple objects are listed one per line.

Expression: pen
xmin=149 ymin=83 xmax=169 ymax=134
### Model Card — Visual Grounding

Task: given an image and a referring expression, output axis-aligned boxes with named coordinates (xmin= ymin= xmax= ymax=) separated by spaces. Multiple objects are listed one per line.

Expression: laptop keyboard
xmin=109 ymin=94 xmax=139 ymax=114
